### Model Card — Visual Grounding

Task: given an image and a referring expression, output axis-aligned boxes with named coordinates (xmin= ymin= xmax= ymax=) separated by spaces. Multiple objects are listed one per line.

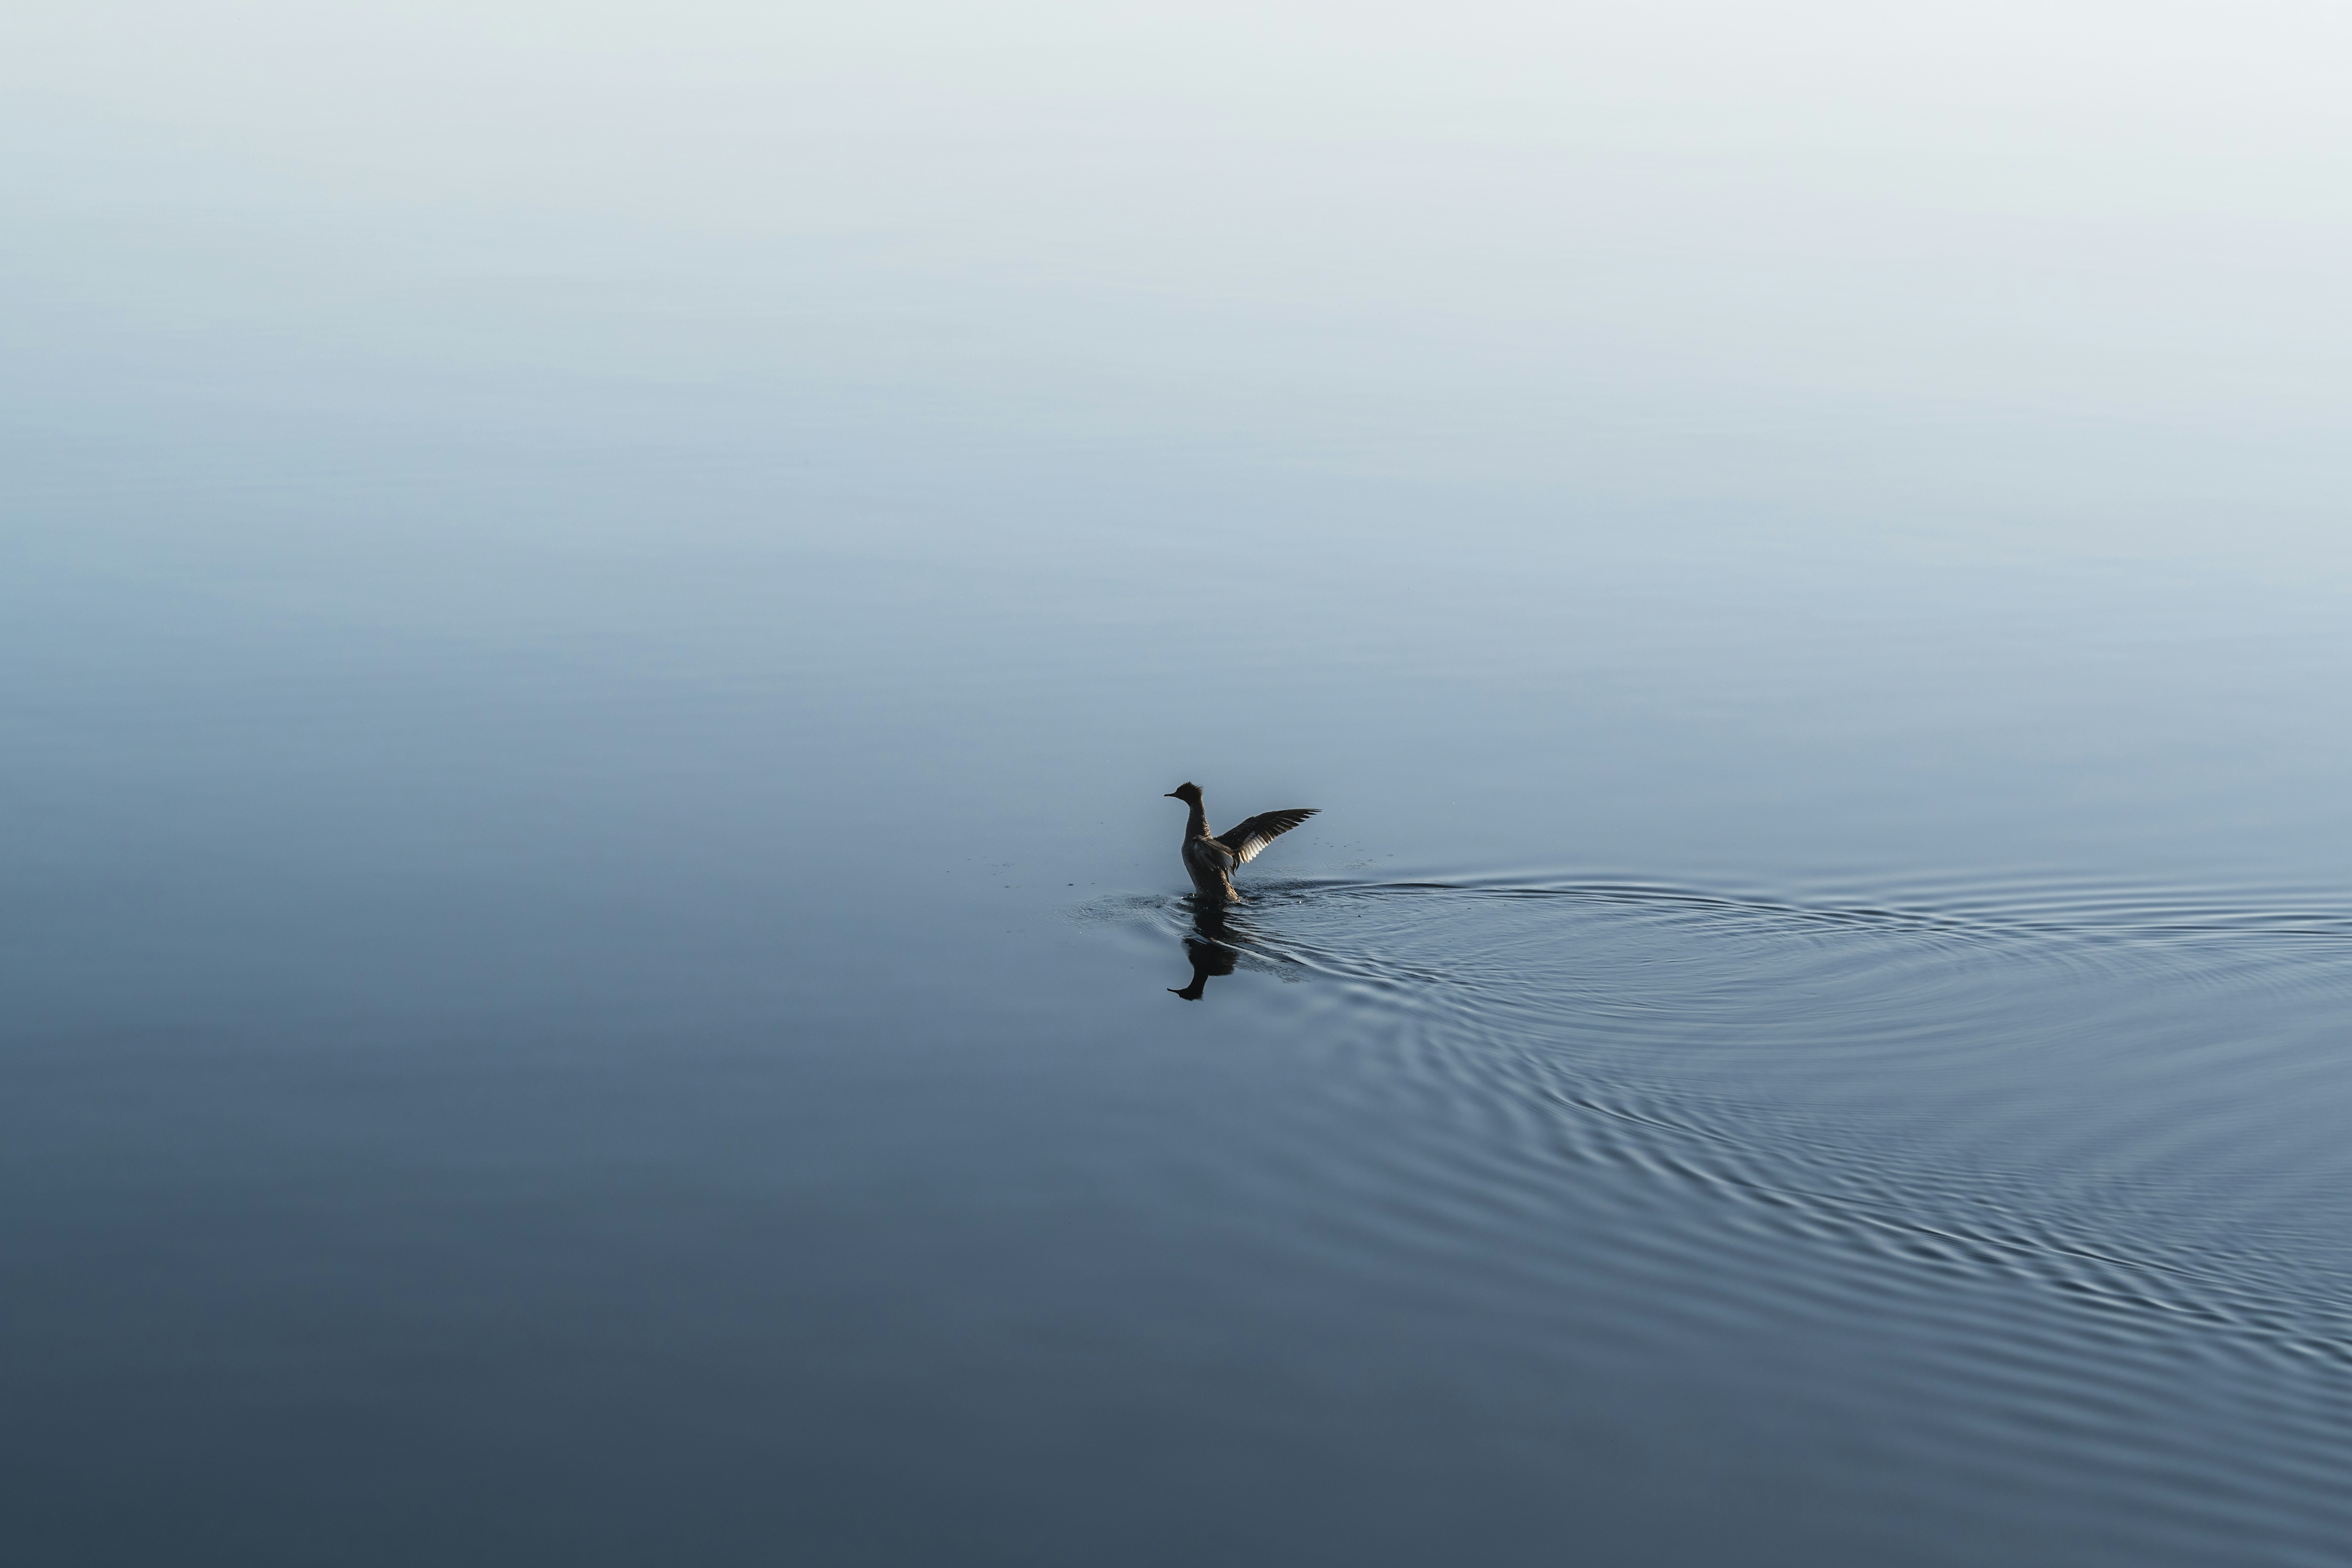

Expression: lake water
xmin=7 ymin=6 xmax=2352 ymax=1564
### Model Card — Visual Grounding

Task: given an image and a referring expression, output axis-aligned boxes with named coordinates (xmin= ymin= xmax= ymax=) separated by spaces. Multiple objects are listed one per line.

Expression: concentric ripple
xmin=1087 ymin=872 xmax=2352 ymax=1565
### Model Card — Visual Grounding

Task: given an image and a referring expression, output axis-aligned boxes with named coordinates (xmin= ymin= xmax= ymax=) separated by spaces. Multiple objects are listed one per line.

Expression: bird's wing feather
xmin=1188 ymin=836 xmax=1234 ymax=872
xmin=1213 ymin=808 xmax=1318 ymax=864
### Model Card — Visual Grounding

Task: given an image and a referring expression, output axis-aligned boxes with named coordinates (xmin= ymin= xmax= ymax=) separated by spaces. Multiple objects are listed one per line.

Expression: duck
xmin=1164 ymin=782 xmax=1317 ymax=903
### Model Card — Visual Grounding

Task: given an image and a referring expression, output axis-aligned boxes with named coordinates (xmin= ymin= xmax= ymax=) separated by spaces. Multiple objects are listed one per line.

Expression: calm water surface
xmin=7 ymin=5 xmax=2352 ymax=1564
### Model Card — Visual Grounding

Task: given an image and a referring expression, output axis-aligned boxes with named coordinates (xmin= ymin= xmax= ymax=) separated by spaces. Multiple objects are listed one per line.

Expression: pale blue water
xmin=7 ymin=6 xmax=2352 ymax=1564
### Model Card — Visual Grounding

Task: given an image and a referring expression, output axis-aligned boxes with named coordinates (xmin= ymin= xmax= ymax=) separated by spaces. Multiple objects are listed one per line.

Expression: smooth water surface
xmin=7 ymin=4 xmax=2352 ymax=1564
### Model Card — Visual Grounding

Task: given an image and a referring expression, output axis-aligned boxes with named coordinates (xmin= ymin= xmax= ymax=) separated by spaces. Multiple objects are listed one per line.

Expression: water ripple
xmin=1082 ymin=871 xmax=2352 ymax=1558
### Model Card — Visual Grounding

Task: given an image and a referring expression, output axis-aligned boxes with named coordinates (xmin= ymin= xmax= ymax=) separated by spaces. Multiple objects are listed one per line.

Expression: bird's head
xmin=1164 ymin=782 xmax=1202 ymax=804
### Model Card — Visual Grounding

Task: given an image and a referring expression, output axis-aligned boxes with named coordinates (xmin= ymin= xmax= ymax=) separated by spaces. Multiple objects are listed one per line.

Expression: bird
xmin=1164 ymin=782 xmax=1317 ymax=903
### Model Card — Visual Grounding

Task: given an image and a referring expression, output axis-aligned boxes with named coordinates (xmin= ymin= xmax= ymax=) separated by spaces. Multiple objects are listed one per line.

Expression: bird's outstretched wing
xmin=1214 ymin=808 xmax=1318 ymax=864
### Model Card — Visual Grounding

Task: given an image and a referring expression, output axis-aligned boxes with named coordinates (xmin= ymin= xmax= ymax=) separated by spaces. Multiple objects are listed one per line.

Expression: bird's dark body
xmin=1164 ymin=782 xmax=1317 ymax=902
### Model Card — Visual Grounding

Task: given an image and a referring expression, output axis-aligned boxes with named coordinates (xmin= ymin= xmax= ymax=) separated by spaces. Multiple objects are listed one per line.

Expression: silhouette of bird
xmin=1164 ymin=782 xmax=1317 ymax=903
xmin=1168 ymin=932 xmax=1238 ymax=1000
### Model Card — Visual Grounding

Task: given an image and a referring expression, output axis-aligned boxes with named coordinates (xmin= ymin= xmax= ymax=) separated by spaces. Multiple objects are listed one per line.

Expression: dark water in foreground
xmin=6 ymin=471 xmax=2351 ymax=1566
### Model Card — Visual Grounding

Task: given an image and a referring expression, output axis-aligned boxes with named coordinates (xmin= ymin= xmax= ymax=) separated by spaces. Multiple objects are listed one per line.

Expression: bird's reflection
xmin=1169 ymin=902 xmax=1243 ymax=1000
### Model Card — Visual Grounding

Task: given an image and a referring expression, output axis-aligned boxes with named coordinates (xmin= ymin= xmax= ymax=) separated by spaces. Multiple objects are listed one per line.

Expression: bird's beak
xmin=1164 ymin=791 xmax=1180 ymax=797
